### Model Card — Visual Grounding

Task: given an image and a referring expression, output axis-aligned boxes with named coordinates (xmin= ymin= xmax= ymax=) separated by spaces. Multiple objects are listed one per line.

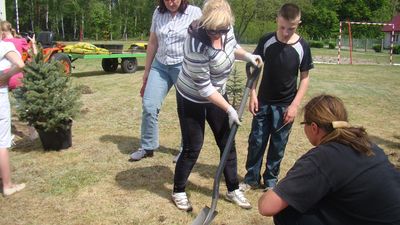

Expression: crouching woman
xmin=258 ymin=94 xmax=400 ymax=225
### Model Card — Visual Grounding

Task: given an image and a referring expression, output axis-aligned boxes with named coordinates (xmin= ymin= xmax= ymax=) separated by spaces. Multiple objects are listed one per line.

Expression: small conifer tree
xmin=226 ymin=66 xmax=244 ymax=109
xmin=15 ymin=51 xmax=81 ymax=132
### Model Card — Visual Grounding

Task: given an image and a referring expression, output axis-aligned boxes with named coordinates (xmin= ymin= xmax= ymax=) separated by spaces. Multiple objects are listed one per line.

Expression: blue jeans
xmin=244 ymin=104 xmax=292 ymax=187
xmin=140 ymin=59 xmax=182 ymax=150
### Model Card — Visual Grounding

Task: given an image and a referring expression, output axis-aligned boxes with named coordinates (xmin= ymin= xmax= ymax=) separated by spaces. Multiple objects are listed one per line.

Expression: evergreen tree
xmin=15 ymin=51 xmax=81 ymax=132
xmin=226 ymin=66 xmax=244 ymax=110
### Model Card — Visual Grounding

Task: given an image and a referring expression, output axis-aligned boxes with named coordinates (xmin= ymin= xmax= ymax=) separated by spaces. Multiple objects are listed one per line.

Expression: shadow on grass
xmin=99 ymin=134 xmax=181 ymax=156
xmin=370 ymin=135 xmax=400 ymax=150
xmin=10 ymin=122 xmax=43 ymax=153
xmin=104 ymin=134 xmax=244 ymax=201
xmin=115 ymin=165 xmax=216 ymax=202
xmin=72 ymin=66 xmax=144 ymax=78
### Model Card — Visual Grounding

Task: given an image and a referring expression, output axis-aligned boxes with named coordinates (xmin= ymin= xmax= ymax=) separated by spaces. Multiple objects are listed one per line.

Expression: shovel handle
xmin=202 ymin=62 xmax=262 ymax=225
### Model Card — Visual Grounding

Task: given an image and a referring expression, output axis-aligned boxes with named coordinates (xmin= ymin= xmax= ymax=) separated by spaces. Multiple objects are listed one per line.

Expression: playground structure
xmin=338 ymin=20 xmax=395 ymax=65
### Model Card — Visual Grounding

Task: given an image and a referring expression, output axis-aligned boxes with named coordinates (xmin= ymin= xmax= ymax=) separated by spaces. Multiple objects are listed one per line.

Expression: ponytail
xmin=303 ymin=95 xmax=374 ymax=156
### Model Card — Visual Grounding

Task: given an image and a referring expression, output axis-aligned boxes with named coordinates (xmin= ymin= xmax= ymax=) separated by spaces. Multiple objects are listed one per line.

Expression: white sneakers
xmin=226 ymin=189 xmax=252 ymax=209
xmin=239 ymin=182 xmax=255 ymax=192
xmin=172 ymin=192 xmax=193 ymax=211
xmin=172 ymin=189 xmax=251 ymax=211
xmin=3 ymin=183 xmax=26 ymax=197
xmin=129 ymin=148 xmax=154 ymax=161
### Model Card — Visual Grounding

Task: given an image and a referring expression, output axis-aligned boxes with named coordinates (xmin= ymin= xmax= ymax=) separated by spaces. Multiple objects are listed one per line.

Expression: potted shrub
xmin=14 ymin=51 xmax=81 ymax=150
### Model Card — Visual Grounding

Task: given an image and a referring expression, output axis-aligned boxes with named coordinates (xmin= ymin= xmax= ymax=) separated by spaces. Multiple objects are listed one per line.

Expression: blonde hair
xmin=200 ymin=0 xmax=234 ymax=30
xmin=303 ymin=94 xmax=373 ymax=156
xmin=0 ymin=20 xmax=19 ymax=38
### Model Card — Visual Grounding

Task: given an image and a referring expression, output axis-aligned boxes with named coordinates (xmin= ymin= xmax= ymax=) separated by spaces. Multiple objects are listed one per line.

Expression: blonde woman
xmin=172 ymin=0 xmax=262 ymax=211
xmin=0 ymin=29 xmax=25 ymax=196
xmin=259 ymin=94 xmax=400 ymax=225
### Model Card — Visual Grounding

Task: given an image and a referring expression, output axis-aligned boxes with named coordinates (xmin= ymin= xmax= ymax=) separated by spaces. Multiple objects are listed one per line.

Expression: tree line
xmin=5 ymin=0 xmax=400 ymax=43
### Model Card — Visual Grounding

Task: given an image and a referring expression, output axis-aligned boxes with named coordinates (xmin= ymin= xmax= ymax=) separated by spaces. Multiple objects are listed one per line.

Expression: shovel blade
xmin=191 ymin=207 xmax=218 ymax=225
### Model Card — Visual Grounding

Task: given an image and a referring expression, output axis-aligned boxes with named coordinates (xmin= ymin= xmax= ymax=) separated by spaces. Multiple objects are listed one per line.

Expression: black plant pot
xmin=37 ymin=126 xmax=72 ymax=151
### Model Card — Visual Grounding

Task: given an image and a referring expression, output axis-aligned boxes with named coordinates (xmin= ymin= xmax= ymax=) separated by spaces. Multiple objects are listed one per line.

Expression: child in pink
xmin=1 ymin=21 xmax=33 ymax=90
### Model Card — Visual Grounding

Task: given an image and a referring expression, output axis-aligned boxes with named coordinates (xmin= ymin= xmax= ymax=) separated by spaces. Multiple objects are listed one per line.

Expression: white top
xmin=0 ymin=41 xmax=19 ymax=93
xmin=151 ymin=5 xmax=202 ymax=65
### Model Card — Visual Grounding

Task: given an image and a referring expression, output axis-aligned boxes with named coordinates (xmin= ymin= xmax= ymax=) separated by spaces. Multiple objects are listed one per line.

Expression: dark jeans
xmin=244 ymin=104 xmax=292 ymax=188
xmin=274 ymin=206 xmax=326 ymax=225
xmin=173 ymin=92 xmax=239 ymax=193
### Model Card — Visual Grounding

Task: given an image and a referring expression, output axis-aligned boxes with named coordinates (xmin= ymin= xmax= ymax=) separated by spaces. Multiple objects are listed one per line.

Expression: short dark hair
xmin=158 ymin=0 xmax=189 ymax=14
xmin=278 ymin=3 xmax=301 ymax=21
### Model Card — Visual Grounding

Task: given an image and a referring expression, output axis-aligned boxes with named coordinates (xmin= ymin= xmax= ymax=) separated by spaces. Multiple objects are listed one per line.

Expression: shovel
xmin=191 ymin=62 xmax=262 ymax=225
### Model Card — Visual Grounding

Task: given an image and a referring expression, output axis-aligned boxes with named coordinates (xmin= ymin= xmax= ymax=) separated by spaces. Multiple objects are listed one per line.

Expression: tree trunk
xmin=109 ymin=0 xmax=113 ymax=40
xmin=61 ymin=15 xmax=65 ymax=40
xmin=80 ymin=14 xmax=84 ymax=41
xmin=45 ymin=3 xmax=49 ymax=30
xmin=73 ymin=13 xmax=77 ymax=40
xmin=35 ymin=0 xmax=40 ymax=30
xmin=55 ymin=15 xmax=59 ymax=35
xmin=30 ymin=0 xmax=34 ymax=32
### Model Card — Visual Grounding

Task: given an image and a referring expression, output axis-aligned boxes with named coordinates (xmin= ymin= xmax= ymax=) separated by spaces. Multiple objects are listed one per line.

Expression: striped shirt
xmin=151 ymin=5 xmax=202 ymax=65
xmin=176 ymin=23 xmax=239 ymax=103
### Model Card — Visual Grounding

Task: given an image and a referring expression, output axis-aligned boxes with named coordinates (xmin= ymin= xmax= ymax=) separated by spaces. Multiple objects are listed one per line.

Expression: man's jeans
xmin=244 ymin=104 xmax=292 ymax=188
xmin=140 ymin=59 xmax=182 ymax=150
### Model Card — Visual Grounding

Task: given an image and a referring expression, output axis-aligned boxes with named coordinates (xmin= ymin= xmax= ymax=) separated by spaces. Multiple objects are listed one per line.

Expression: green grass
xmin=1 ymin=48 xmax=399 ymax=225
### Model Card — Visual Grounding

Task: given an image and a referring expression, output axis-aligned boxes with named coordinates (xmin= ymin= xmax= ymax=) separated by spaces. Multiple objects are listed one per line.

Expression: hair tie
xmin=332 ymin=121 xmax=350 ymax=129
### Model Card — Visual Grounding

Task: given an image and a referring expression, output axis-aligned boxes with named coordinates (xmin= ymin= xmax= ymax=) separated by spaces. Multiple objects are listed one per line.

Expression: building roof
xmin=382 ymin=14 xmax=400 ymax=32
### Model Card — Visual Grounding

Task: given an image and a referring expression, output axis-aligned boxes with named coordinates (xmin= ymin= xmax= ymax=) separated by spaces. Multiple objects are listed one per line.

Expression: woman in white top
xmin=0 ymin=31 xmax=25 ymax=197
xmin=130 ymin=0 xmax=202 ymax=161
xmin=171 ymin=0 xmax=262 ymax=211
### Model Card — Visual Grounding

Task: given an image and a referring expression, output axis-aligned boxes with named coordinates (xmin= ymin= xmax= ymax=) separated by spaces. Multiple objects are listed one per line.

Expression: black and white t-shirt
xmin=254 ymin=32 xmax=313 ymax=106
xmin=274 ymin=142 xmax=400 ymax=225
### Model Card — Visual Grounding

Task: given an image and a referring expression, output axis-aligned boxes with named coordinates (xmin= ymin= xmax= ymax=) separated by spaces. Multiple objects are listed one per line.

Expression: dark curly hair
xmin=158 ymin=0 xmax=189 ymax=14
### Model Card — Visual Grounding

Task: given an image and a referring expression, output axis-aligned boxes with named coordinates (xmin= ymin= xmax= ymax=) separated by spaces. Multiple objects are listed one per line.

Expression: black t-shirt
xmin=274 ymin=142 xmax=400 ymax=225
xmin=254 ymin=32 xmax=313 ymax=106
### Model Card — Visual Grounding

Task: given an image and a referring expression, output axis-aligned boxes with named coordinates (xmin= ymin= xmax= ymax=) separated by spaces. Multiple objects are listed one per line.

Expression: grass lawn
xmin=1 ymin=49 xmax=399 ymax=225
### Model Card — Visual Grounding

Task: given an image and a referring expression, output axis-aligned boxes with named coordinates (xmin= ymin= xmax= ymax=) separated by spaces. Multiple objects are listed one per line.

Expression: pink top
xmin=3 ymin=38 xmax=28 ymax=90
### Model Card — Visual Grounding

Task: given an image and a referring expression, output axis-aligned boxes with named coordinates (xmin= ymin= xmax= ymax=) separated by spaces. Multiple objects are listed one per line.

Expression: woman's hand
xmin=140 ymin=77 xmax=148 ymax=97
xmin=244 ymin=52 xmax=263 ymax=67
xmin=226 ymin=105 xmax=241 ymax=127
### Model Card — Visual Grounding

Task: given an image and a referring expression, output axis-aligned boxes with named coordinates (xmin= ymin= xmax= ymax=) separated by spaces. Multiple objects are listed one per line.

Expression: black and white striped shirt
xmin=176 ymin=23 xmax=239 ymax=103
xmin=150 ymin=5 xmax=202 ymax=65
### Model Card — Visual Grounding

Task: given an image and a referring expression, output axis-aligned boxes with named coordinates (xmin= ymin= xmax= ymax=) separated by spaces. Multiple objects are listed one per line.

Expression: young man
xmin=240 ymin=3 xmax=313 ymax=191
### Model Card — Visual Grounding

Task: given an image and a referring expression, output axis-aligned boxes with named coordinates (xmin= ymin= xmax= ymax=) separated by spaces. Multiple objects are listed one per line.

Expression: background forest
xmin=4 ymin=0 xmax=400 ymax=43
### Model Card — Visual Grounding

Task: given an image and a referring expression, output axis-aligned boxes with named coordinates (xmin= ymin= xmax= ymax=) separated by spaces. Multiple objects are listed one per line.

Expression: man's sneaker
xmin=226 ymin=189 xmax=252 ymax=209
xmin=239 ymin=182 xmax=259 ymax=192
xmin=173 ymin=146 xmax=183 ymax=163
xmin=129 ymin=148 xmax=153 ymax=161
xmin=263 ymin=186 xmax=274 ymax=192
xmin=172 ymin=192 xmax=192 ymax=211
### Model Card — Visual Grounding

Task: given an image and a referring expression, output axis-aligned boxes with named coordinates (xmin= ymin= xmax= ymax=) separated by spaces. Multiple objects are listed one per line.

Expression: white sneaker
xmin=129 ymin=148 xmax=153 ymax=161
xmin=238 ymin=182 xmax=261 ymax=192
xmin=172 ymin=192 xmax=192 ymax=211
xmin=226 ymin=189 xmax=252 ymax=209
xmin=3 ymin=183 xmax=26 ymax=196
xmin=173 ymin=146 xmax=183 ymax=163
